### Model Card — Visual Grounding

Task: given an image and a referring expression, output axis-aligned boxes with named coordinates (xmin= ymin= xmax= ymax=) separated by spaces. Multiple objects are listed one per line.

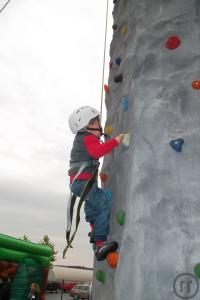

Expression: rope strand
xmin=0 ymin=0 xmax=12 ymax=14
xmin=99 ymin=0 xmax=110 ymax=121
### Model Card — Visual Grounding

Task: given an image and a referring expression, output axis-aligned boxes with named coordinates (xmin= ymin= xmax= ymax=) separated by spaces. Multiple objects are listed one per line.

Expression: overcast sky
xmin=0 ymin=0 xmax=113 ymax=272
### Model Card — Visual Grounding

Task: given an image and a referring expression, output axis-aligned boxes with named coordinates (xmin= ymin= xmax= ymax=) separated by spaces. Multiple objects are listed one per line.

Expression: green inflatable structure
xmin=0 ymin=233 xmax=52 ymax=300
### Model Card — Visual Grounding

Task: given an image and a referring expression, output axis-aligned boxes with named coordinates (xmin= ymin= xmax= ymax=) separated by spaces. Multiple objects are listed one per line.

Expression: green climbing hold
xmin=194 ymin=264 xmax=200 ymax=279
xmin=116 ymin=210 xmax=125 ymax=226
xmin=96 ymin=270 xmax=105 ymax=284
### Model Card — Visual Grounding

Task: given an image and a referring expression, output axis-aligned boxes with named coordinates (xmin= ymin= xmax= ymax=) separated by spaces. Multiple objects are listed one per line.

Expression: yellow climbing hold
xmin=122 ymin=25 xmax=128 ymax=34
xmin=105 ymin=125 xmax=113 ymax=135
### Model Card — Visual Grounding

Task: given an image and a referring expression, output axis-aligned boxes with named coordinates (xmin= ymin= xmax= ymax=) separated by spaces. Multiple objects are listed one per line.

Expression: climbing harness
xmin=63 ymin=162 xmax=99 ymax=258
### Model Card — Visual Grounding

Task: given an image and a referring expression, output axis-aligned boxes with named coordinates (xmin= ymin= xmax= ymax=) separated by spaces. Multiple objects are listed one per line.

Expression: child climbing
xmin=67 ymin=106 xmax=123 ymax=261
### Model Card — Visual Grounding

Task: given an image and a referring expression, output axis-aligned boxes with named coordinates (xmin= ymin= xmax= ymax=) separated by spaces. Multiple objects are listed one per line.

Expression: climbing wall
xmin=93 ymin=1 xmax=200 ymax=299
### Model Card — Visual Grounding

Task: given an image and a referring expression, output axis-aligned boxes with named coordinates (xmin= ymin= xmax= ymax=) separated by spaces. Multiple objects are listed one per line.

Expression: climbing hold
xmin=99 ymin=172 xmax=108 ymax=183
xmin=104 ymin=84 xmax=110 ymax=94
xmin=104 ymin=190 xmax=112 ymax=201
xmin=122 ymin=25 xmax=128 ymax=35
xmin=112 ymin=24 xmax=117 ymax=30
xmin=121 ymin=96 xmax=129 ymax=112
xmin=115 ymin=57 xmax=121 ymax=66
xmin=104 ymin=125 xmax=113 ymax=135
xmin=109 ymin=61 xmax=113 ymax=70
xmin=114 ymin=74 xmax=123 ymax=83
xmin=96 ymin=270 xmax=105 ymax=284
xmin=169 ymin=138 xmax=184 ymax=153
xmin=122 ymin=133 xmax=131 ymax=147
xmin=116 ymin=210 xmax=126 ymax=226
xmin=194 ymin=264 xmax=200 ymax=279
xmin=106 ymin=252 xmax=119 ymax=269
xmin=192 ymin=80 xmax=200 ymax=89
xmin=165 ymin=36 xmax=181 ymax=50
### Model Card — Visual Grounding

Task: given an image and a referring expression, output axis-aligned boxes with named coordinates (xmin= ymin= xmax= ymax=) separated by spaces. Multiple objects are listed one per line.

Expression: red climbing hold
xmin=109 ymin=60 xmax=113 ymax=70
xmin=106 ymin=252 xmax=119 ymax=269
xmin=192 ymin=81 xmax=200 ymax=90
xmin=104 ymin=84 xmax=110 ymax=94
xmin=100 ymin=172 xmax=108 ymax=183
xmin=165 ymin=36 xmax=181 ymax=50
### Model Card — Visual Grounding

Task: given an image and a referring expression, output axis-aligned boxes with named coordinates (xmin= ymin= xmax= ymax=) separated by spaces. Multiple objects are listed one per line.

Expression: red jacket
xmin=70 ymin=134 xmax=118 ymax=182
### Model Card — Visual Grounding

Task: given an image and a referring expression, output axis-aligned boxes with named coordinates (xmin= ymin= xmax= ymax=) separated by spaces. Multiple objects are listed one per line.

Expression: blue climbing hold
xmin=115 ymin=57 xmax=121 ymax=66
xmin=170 ymin=138 xmax=184 ymax=152
xmin=121 ymin=96 xmax=129 ymax=112
xmin=103 ymin=190 xmax=112 ymax=201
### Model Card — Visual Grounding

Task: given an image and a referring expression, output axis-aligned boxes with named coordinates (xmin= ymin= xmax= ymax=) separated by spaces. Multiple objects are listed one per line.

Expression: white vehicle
xmin=70 ymin=284 xmax=90 ymax=299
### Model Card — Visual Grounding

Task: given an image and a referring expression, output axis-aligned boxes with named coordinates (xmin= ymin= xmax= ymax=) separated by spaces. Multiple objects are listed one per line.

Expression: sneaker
xmin=95 ymin=241 xmax=118 ymax=261
xmin=88 ymin=232 xmax=95 ymax=244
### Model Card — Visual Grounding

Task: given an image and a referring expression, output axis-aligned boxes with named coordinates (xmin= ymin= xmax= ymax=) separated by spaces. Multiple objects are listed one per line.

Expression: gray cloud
xmin=0 ymin=177 xmax=93 ymax=265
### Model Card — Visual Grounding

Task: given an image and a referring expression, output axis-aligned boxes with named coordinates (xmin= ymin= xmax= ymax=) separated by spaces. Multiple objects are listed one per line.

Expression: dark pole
xmin=60 ymin=279 xmax=64 ymax=300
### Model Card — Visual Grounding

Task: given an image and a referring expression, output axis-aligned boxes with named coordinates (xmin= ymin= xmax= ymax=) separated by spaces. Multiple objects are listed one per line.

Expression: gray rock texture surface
xmin=92 ymin=0 xmax=200 ymax=299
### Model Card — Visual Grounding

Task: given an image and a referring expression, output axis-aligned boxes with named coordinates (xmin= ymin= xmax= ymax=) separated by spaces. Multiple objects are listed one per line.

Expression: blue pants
xmin=71 ymin=180 xmax=110 ymax=241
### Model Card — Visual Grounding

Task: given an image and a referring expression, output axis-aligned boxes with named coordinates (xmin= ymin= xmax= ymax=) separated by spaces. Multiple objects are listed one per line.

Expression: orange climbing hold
xmin=99 ymin=172 xmax=108 ymax=182
xmin=106 ymin=252 xmax=119 ymax=268
xmin=192 ymin=80 xmax=200 ymax=89
xmin=105 ymin=125 xmax=113 ymax=135
xmin=104 ymin=84 xmax=110 ymax=94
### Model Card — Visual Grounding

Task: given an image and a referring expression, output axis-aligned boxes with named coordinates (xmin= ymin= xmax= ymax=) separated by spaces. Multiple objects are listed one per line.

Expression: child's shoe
xmin=95 ymin=241 xmax=118 ymax=261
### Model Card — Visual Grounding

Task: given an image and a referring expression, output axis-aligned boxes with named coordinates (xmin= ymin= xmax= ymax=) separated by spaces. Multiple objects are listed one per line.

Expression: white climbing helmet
xmin=68 ymin=106 xmax=100 ymax=134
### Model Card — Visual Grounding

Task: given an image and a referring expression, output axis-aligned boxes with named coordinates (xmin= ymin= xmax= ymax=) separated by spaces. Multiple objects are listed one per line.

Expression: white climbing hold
xmin=122 ymin=134 xmax=131 ymax=147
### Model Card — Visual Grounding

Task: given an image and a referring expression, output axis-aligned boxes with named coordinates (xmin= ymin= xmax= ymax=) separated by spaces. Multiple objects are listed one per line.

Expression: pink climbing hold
xmin=109 ymin=60 xmax=113 ymax=70
xmin=165 ymin=36 xmax=181 ymax=50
